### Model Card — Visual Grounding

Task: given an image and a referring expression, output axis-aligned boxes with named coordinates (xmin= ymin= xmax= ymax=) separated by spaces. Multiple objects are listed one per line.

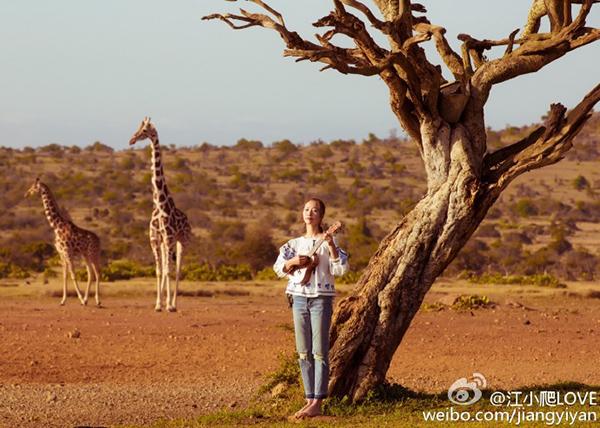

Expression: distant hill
xmin=1 ymin=113 xmax=599 ymax=281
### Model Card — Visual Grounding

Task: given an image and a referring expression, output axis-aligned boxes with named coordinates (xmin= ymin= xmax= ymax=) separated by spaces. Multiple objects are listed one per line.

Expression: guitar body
xmin=286 ymin=254 xmax=318 ymax=285
xmin=298 ymin=254 xmax=319 ymax=285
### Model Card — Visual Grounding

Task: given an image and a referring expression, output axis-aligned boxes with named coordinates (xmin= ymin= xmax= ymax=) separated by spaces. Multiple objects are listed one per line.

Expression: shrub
xmin=231 ymin=224 xmax=278 ymax=271
xmin=451 ymin=294 xmax=493 ymax=311
xmin=272 ymin=139 xmax=298 ymax=156
xmin=338 ymin=270 xmax=362 ymax=284
xmin=344 ymin=218 xmax=379 ymax=271
xmin=0 ymin=262 xmax=29 ymax=279
xmin=254 ymin=268 xmax=279 ymax=280
xmin=234 ymin=138 xmax=263 ymax=150
xmin=182 ymin=263 xmax=253 ymax=281
xmin=86 ymin=141 xmax=114 ymax=153
xmin=274 ymin=168 xmax=307 ymax=182
xmin=475 ymin=223 xmax=500 ymax=238
xmin=512 ymin=198 xmax=538 ymax=217
xmin=467 ymin=272 xmax=565 ymax=288
xmin=101 ymin=260 xmax=154 ymax=281
xmin=573 ymin=175 xmax=589 ymax=190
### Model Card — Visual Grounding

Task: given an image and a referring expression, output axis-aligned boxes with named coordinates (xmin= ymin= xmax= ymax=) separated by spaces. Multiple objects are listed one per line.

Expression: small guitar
xmin=288 ymin=221 xmax=343 ymax=285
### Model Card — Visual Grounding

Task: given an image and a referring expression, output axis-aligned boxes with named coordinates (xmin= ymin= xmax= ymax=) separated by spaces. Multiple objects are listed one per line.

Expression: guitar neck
xmin=307 ymin=237 xmax=326 ymax=257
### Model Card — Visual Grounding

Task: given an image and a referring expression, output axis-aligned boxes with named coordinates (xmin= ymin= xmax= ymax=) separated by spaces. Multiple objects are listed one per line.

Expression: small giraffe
xmin=25 ymin=178 xmax=101 ymax=306
xmin=129 ymin=117 xmax=192 ymax=312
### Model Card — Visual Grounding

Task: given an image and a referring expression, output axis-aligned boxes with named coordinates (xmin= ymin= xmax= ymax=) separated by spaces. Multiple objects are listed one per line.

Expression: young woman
xmin=273 ymin=198 xmax=349 ymax=419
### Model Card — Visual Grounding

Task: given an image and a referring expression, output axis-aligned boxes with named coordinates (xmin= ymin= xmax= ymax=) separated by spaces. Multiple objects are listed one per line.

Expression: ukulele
xmin=288 ymin=221 xmax=343 ymax=285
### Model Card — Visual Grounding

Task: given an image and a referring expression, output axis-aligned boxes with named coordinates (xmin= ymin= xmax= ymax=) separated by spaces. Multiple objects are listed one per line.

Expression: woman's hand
xmin=284 ymin=255 xmax=310 ymax=272
xmin=324 ymin=232 xmax=339 ymax=259
xmin=324 ymin=232 xmax=335 ymax=247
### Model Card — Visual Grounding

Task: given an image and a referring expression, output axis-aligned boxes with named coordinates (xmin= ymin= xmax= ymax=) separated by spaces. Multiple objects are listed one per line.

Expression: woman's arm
xmin=273 ymin=241 xmax=304 ymax=278
xmin=327 ymin=237 xmax=349 ymax=276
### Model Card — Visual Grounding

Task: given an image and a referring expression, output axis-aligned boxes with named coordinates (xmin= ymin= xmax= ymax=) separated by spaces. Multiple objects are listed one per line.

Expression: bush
xmin=235 ymin=138 xmax=263 ymax=150
xmin=254 ymin=268 xmax=279 ymax=280
xmin=86 ymin=141 xmax=114 ymax=153
xmin=0 ymin=262 xmax=30 ymax=279
xmin=467 ymin=272 xmax=566 ymax=288
xmin=338 ymin=270 xmax=362 ymax=284
xmin=231 ymin=224 xmax=278 ymax=271
xmin=182 ymin=263 xmax=253 ymax=281
xmin=475 ymin=223 xmax=500 ymax=238
xmin=101 ymin=260 xmax=154 ymax=282
xmin=573 ymin=175 xmax=589 ymax=190
xmin=451 ymin=294 xmax=493 ymax=311
xmin=512 ymin=198 xmax=538 ymax=217
xmin=272 ymin=139 xmax=298 ymax=156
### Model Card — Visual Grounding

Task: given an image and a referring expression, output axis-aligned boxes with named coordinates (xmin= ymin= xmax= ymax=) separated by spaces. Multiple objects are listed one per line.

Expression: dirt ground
xmin=0 ymin=279 xmax=599 ymax=427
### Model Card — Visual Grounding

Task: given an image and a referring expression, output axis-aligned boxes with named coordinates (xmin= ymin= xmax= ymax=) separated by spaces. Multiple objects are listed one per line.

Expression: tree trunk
xmin=328 ymin=122 xmax=499 ymax=401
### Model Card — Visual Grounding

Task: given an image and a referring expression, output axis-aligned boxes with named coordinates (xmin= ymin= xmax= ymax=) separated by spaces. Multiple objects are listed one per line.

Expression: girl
xmin=273 ymin=198 xmax=349 ymax=418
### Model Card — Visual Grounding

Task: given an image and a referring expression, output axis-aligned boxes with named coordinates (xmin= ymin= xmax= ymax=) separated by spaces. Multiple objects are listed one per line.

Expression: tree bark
xmin=328 ymin=122 xmax=496 ymax=400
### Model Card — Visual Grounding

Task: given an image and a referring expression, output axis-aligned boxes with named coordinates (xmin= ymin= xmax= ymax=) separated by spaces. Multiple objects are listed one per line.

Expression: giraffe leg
xmin=91 ymin=260 xmax=101 ymax=307
xmin=159 ymin=243 xmax=170 ymax=312
xmin=83 ymin=261 xmax=92 ymax=306
xmin=66 ymin=260 xmax=85 ymax=305
xmin=152 ymin=240 xmax=162 ymax=311
xmin=172 ymin=241 xmax=183 ymax=310
xmin=61 ymin=262 xmax=68 ymax=306
xmin=165 ymin=244 xmax=175 ymax=313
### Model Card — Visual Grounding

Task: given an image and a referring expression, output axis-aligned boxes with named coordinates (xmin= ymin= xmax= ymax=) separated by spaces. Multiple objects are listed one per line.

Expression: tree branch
xmin=472 ymin=0 xmax=600 ymax=99
xmin=484 ymin=83 xmax=600 ymax=188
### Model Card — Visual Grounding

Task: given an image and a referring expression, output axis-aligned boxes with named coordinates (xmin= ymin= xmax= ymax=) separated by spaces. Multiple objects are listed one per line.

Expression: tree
xmin=205 ymin=0 xmax=600 ymax=401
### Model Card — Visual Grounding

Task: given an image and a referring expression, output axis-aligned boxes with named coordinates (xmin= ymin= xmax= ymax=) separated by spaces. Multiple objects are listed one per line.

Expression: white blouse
xmin=273 ymin=236 xmax=349 ymax=298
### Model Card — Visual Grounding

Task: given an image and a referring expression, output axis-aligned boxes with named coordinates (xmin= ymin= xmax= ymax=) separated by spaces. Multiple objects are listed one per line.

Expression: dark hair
xmin=305 ymin=197 xmax=326 ymax=233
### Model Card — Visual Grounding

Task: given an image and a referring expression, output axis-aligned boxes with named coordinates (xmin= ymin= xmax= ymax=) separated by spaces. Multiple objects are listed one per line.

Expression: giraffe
xmin=25 ymin=178 xmax=101 ymax=306
xmin=129 ymin=117 xmax=192 ymax=312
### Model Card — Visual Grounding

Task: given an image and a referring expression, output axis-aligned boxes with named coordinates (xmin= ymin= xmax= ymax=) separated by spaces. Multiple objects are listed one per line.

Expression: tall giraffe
xmin=25 ymin=178 xmax=101 ymax=306
xmin=129 ymin=117 xmax=192 ymax=312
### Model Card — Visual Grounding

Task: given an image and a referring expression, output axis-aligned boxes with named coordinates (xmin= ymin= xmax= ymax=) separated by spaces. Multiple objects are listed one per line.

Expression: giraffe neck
xmin=149 ymin=136 xmax=173 ymax=214
xmin=39 ymin=183 xmax=67 ymax=230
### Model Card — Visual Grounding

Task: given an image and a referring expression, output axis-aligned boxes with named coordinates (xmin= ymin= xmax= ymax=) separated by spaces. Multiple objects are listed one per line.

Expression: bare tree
xmin=204 ymin=0 xmax=600 ymax=401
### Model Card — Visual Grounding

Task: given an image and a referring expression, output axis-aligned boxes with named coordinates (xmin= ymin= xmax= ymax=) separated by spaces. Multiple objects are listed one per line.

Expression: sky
xmin=1 ymin=1 xmax=599 ymax=149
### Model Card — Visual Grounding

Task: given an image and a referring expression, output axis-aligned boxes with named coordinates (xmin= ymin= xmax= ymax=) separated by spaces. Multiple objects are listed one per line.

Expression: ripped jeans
xmin=291 ymin=295 xmax=334 ymax=399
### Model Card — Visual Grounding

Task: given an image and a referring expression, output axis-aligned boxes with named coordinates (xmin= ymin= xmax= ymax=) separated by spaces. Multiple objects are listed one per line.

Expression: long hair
xmin=305 ymin=197 xmax=326 ymax=233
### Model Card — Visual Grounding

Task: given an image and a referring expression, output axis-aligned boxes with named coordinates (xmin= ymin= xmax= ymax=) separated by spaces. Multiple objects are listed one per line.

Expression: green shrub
xmin=573 ymin=175 xmax=589 ymax=190
xmin=101 ymin=260 xmax=154 ymax=282
xmin=254 ymin=267 xmax=279 ymax=280
xmin=0 ymin=262 xmax=29 ymax=279
xmin=338 ymin=270 xmax=362 ymax=284
xmin=182 ymin=263 xmax=253 ymax=281
xmin=467 ymin=272 xmax=566 ymax=288
xmin=234 ymin=138 xmax=263 ymax=150
xmin=451 ymin=294 xmax=493 ymax=311
xmin=259 ymin=352 xmax=301 ymax=395
xmin=512 ymin=198 xmax=538 ymax=217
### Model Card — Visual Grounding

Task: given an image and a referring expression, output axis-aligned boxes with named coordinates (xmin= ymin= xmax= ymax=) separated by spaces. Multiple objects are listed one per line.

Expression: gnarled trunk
xmin=328 ymin=122 xmax=498 ymax=400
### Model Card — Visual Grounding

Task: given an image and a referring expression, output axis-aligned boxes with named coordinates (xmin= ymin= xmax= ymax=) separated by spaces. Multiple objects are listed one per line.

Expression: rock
xmin=46 ymin=392 xmax=57 ymax=403
xmin=524 ymin=320 xmax=531 ymax=325
xmin=271 ymin=382 xmax=287 ymax=398
xmin=67 ymin=329 xmax=81 ymax=339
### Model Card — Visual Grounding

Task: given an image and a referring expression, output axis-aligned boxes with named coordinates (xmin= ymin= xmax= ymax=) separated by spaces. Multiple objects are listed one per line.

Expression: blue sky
xmin=1 ymin=1 xmax=599 ymax=149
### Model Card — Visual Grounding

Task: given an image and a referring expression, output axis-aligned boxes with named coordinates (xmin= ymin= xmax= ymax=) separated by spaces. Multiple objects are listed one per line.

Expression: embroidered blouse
xmin=273 ymin=236 xmax=349 ymax=298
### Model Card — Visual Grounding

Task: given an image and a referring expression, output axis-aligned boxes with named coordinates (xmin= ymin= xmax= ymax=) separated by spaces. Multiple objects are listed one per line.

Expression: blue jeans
xmin=291 ymin=295 xmax=333 ymax=399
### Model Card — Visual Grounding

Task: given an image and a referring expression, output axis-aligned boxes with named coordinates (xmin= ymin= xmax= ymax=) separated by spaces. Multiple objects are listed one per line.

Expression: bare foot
xmin=293 ymin=400 xmax=313 ymax=418
xmin=299 ymin=401 xmax=322 ymax=418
